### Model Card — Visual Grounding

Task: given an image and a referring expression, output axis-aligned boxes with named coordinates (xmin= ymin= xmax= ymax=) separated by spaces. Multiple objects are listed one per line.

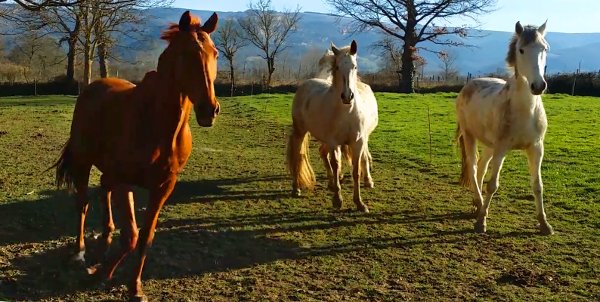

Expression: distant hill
xmin=2 ymin=5 xmax=599 ymax=76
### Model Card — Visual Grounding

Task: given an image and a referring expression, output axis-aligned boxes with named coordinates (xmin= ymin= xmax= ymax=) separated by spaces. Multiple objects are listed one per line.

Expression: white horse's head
xmin=507 ymin=21 xmax=549 ymax=95
xmin=331 ymin=40 xmax=358 ymax=104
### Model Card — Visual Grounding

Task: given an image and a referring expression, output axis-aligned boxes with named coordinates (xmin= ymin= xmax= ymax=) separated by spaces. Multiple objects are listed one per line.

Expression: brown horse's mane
xmin=160 ymin=15 xmax=202 ymax=42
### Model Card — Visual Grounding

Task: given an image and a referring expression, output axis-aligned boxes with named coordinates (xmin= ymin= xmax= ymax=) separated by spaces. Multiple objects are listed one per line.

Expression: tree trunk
xmin=66 ymin=34 xmax=77 ymax=82
xmin=229 ymin=61 xmax=235 ymax=97
xmin=400 ymin=39 xmax=416 ymax=93
xmin=266 ymin=57 xmax=275 ymax=88
xmin=83 ymin=41 xmax=92 ymax=85
xmin=98 ymin=42 xmax=109 ymax=78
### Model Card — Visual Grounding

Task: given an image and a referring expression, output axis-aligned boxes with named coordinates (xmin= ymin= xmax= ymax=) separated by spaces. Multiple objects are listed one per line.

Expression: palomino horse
xmin=287 ymin=41 xmax=378 ymax=212
xmin=456 ymin=21 xmax=553 ymax=235
xmin=51 ymin=11 xmax=220 ymax=301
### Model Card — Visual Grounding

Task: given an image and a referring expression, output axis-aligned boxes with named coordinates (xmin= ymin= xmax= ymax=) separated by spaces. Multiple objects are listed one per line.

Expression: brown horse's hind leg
xmin=101 ymin=186 xmax=138 ymax=280
xmin=129 ymin=177 xmax=177 ymax=302
xmin=98 ymin=175 xmax=115 ymax=261
xmin=72 ymin=164 xmax=92 ymax=265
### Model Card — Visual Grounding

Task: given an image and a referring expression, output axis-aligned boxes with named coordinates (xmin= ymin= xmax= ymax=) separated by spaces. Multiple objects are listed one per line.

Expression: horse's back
xmin=292 ymin=78 xmax=331 ymax=116
xmin=357 ymin=81 xmax=378 ymax=134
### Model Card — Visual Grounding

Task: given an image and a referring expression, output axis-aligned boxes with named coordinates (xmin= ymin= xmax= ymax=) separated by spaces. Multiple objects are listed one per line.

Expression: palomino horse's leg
xmin=101 ymin=186 xmax=138 ymax=280
xmin=351 ymin=141 xmax=369 ymax=212
xmin=329 ymin=146 xmax=343 ymax=209
xmin=526 ymin=144 xmax=554 ymax=235
xmin=476 ymin=148 xmax=494 ymax=193
xmin=462 ymin=134 xmax=484 ymax=213
xmin=72 ymin=165 xmax=92 ymax=265
xmin=319 ymin=143 xmax=336 ymax=191
xmin=98 ymin=175 xmax=115 ymax=261
xmin=129 ymin=178 xmax=177 ymax=302
xmin=362 ymin=146 xmax=374 ymax=189
xmin=475 ymin=149 xmax=507 ymax=233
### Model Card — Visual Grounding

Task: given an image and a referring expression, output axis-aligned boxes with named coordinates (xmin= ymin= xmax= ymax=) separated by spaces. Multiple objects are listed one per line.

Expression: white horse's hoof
xmin=539 ymin=222 xmax=554 ymax=236
xmin=474 ymin=221 xmax=487 ymax=233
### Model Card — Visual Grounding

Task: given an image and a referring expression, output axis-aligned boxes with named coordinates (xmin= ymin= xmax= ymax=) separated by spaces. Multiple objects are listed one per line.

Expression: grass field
xmin=0 ymin=93 xmax=599 ymax=301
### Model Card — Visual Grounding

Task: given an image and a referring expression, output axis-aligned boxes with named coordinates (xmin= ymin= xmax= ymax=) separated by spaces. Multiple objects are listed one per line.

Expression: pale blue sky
xmin=172 ymin=0 xmax=600 ymax=33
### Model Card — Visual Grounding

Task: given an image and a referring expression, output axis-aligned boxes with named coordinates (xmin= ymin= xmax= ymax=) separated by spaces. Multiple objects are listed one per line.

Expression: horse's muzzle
xmin=341 ymin=91 xmax=354 ymax=104
xmin=195 ymin=102 xmax=220 ymax=127
xmin=530 ymin=81 xmax=547 ymax=95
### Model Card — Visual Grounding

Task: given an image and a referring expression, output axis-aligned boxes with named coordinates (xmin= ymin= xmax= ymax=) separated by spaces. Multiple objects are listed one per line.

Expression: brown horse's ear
xmin=179 ymin=11 xmax=192 ymax=32
xmin=201 ymin=12 xmax=219 ymax=34
xmin=350 ymin=40 xmax=357 ymax=55
xmin=515 ymin=21 xmax=523 ymax=36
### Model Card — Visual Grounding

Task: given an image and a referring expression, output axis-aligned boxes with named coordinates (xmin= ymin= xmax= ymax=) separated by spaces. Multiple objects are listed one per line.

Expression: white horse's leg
xmin=319 ymin=144 xmax=336 ymax=191
xmin=526 ymin=144 xmax=554 ymax=235
xmin=352 ymin=140 xmax=369 ymax=213
xmin=329 ymin=146 xmax=343 ymax=209
xmin=462 ymin=133 xmax=484 ymax=213
xmin=477 ymin=147 xmax=494 ymax=193
xmin=475 ymin=149 xmax=507 ymax=233
xmin=362 ymin=146 xmax=374 ymax=188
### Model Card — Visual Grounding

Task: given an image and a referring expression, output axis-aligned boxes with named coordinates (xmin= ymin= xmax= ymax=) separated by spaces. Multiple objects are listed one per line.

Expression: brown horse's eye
xmin=519 ymin=49 xmax=524 ymax=54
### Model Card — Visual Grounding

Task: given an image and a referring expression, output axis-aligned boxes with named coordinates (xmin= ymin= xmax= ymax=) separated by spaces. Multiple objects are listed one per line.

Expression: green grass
xmin=0 ymin=93 xmax=599 ymax=301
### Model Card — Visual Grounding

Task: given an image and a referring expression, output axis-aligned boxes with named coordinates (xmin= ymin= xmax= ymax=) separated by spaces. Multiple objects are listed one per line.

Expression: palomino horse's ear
xmin=331 ymin=42 xmax=340 ymax=56
xmin=538 ymin=20 xmax=548 ymax=36
xmin=350 ymin=40 xmax=357 ymax=55
xmin=515 ymin=21 xmax=523 ymax=36
xmin=179 ymin=11 xmax=192 ymax=32
xmin=201 ymin=12 xmax=219 ymax=34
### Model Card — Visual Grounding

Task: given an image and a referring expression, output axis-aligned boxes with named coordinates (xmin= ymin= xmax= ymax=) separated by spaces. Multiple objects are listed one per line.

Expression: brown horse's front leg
xmin=129 ymin=176 xmax=177 ymax=302
xmin=99 ymin=186 xmax=115 ymax=261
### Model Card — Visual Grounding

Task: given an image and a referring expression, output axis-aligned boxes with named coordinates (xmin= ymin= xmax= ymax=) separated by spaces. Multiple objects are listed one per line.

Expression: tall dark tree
xmin=327 ymin=0 xmax=496 ymax=93
xmin=238 ymin=0 xmax=301 ymax=87
xmin=214 ymin=19 xmax=247 ymax=96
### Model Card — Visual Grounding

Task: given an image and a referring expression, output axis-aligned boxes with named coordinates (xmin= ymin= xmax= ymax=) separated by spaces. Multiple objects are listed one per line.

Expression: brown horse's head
xmin=160 ymin=11 xmax=220 ymax=127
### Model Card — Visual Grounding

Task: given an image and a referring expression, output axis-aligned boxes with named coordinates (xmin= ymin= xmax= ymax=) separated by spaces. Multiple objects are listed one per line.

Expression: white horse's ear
xmin=538 ymin=20 xmax=548 ymax=36
xmin=350 ymin=40 xmax=357 ymax=55
xmin=331 ymin=42 xmax=340 ymax=56
xmin=515 ymin=21 xmax=523 ymax=35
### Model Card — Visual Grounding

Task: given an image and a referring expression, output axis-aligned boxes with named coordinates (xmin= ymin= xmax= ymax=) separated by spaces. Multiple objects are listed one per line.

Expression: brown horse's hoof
xmin=357 ymin=204 xmax=369 ymax=213
xmin=332 ymin=195 xmax=343 ymax=209
xmin=291 ymin=189 xmax=301 ymax=197
xmin=129 ymin=294 xmax=148 ymax=302
xmin=539 ymin=222 xmax=554 ymax=236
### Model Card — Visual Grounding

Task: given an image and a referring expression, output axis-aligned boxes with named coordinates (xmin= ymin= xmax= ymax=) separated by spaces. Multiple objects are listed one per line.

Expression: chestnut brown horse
xmin=51 ymin=11 xmax=220 ymax=301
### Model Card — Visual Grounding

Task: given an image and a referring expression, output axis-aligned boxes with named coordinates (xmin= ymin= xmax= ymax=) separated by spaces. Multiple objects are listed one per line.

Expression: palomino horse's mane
xmin=316 ymin=45 xmax=355 ymax=81
xmin=160 ymin=15 xmax=203 ymax=42
xmin=506 ymin=24 xmax=549 ymax=71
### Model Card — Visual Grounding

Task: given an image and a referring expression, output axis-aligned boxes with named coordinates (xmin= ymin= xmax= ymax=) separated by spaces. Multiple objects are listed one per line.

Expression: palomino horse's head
xmin=331 ymin=40 xmax=359 ymax=104
xmin=507 ymin=21 xmax=549 ymax=95
xmin=159 ymin=11 xmax=220 ymax=127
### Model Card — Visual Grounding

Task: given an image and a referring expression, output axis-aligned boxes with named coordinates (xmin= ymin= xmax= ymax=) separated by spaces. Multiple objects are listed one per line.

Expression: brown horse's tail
xmin=455 ymin=124 xmax=471 ymax=188
xmin=286 ymin=127 xmax=315 ymax=190
xmin=47 ymin=138 xmax=76 ymax=192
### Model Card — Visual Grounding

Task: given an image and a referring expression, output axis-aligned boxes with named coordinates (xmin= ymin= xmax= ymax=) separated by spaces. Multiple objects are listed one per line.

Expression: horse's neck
xmin=507 ymin=76 xmax=541 ymax=114
xmin=136 ymin=71 xmax=192 ymax=145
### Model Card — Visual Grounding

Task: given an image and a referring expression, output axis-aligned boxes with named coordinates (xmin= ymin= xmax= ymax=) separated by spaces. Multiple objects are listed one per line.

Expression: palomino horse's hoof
xmin=539 ymin=222 xmax=554 ymax=236
xmin=357 ymin=204 xmax=369 ymax=213
xmin=363 ymin=180 xmax=374 ymax=189
xmin=474 ymin=221 xmax=487 ymax=233
xmin=70 ymin=251 xmax=86 ymax=267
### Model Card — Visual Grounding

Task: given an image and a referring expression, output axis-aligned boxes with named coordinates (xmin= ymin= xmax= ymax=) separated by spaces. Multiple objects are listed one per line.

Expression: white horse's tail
xmin=287 ymin=125 xmax=315 ymax=190
xmin=455 ymin=124 xmax=471 ymax=188
xmin=316 ymin=49 xmax=334 ymax=81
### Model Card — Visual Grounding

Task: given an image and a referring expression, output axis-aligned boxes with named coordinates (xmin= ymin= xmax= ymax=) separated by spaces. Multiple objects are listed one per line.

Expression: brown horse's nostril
xmin=340 ymin=93 xmax=345 ymax=100
xmin=214 ymin=103 xmax=220 ymax=116
xmin=349 ymin=92 xmax=354 ymax=100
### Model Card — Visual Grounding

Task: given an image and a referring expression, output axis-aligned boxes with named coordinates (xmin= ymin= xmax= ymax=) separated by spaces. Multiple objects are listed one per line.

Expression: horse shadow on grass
xmin=0 ymin=175 xmax=536 ymax=301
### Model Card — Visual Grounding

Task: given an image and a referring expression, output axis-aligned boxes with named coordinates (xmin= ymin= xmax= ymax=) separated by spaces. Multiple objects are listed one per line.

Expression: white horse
xmin=456 ymin=21 xmax=553 ymax=235
xmin=287 ymin=40 xmax=378 ymax=212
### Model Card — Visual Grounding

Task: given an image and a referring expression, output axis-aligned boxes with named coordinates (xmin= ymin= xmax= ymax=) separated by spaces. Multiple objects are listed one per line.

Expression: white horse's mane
xmin=315 ymin=45 xmax=353 ymax=81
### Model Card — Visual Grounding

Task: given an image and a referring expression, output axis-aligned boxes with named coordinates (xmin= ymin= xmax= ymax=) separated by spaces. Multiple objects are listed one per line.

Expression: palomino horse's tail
xmin=455 ymin=125 xmax=471 ymax=188
xmin=47 ymin=138 xmax=77 ymax=192
xmin=286 ymin=127 xmax=315 ymax=190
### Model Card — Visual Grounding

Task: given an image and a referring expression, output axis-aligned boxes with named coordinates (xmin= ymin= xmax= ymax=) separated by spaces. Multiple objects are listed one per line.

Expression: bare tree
xmin=238 ymin=0 xmax=301 ymax=87
xmin=8 ymin=31 xmax=63 ymax=83
xmin=214 ymin=18 xmax=247 ymax=96
xmin=372 ymin=36 xmax=403 ymax=88
xmin=437 ymin=49 xmax=458 ymax=82
xmin=327 ymin=0 xmax=496 ymax=93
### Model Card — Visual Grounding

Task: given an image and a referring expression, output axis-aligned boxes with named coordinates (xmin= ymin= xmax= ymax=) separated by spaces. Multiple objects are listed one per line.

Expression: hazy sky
xmin=172 ymin=0 xmax=600 ymax=33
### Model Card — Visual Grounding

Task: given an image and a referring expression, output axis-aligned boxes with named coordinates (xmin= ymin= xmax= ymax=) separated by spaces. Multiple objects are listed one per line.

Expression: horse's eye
xmin=519 ymin=49 xmax=524 ymax=54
